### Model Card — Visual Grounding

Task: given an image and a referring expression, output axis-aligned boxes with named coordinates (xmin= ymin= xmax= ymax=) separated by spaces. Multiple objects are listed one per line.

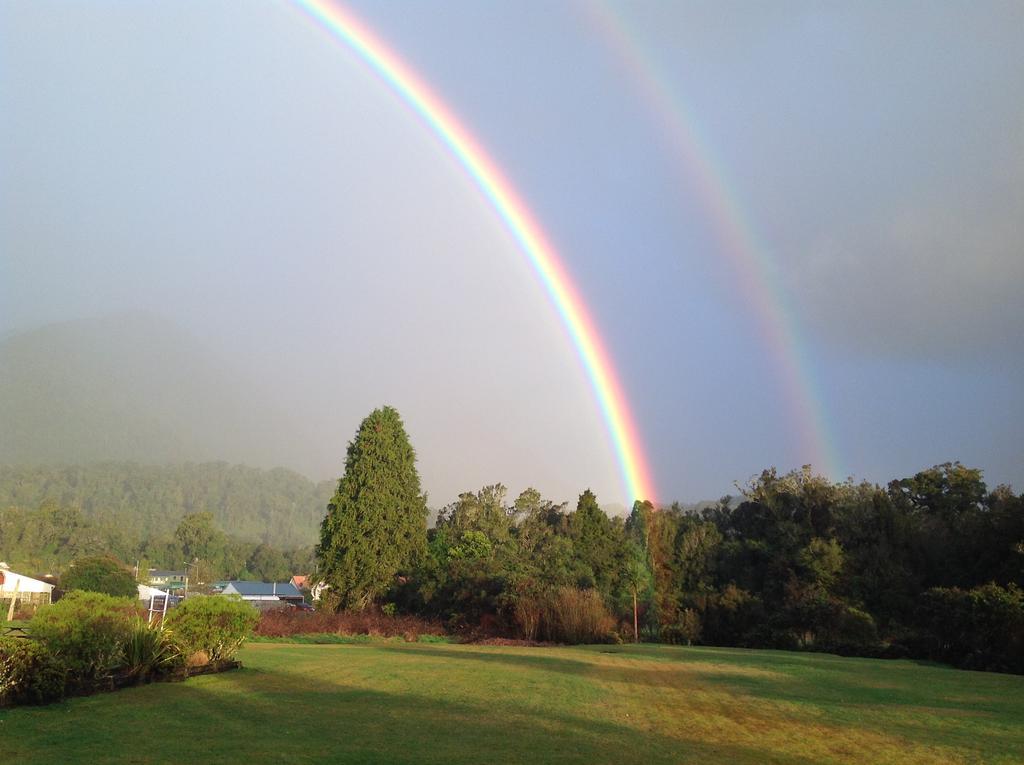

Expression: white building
xmin=0 ymin=562 xmax=55 ymax=606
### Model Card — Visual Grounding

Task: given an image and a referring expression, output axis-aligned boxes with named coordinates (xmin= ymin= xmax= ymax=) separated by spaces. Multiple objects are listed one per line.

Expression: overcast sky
xmin=2 ymin=1 xmax=1021 ymax=506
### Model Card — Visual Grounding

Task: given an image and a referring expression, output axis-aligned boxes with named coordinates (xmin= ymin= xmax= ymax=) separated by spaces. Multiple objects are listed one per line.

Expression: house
xmin=218 ymin=581 xmax=304 ymax=610
xmin=148 ymin=569 xmax=187 ymax=589
xmin=0 ymin=562 xmax=55 ymax=606
xmin=290 ymin=575 xmax=309 ymax=591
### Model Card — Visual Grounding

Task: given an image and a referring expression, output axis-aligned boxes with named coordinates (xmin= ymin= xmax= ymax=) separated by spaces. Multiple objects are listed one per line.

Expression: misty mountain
xmin=0 ymin=313 xmax=310 ymax=471
xmin=0 ymin=461 xmax=333 ymax=548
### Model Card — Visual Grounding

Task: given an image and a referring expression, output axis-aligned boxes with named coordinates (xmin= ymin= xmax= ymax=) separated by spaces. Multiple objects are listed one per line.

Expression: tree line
xmin=0 ymin=461 xmax=331 ymax=581
xmin=0 ymin=461 xmax=333 ymax=552
xmin=318 ymin=407 xmax=1024 ymax=673
xmin=0 ymin=503 xmax=314 ymax=585
xmin=3 ymin=408 xmax=1021 ymax=672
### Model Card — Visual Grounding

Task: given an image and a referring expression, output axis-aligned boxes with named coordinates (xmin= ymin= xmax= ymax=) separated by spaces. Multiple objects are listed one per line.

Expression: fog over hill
xmin=0 ymin=313 xmax=310 ymax=471
xmin=0 ymin=314 xmax=644 ymax=510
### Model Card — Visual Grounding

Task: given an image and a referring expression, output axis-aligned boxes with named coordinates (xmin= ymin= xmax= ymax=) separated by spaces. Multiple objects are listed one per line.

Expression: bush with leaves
xmin=697 ymin=585 xmax=765 ymax=647
xmin=915 ymin=583 xmax=1024 ymax=672
xmin=29 ymin=591 xmax=137 ymax=688
xmin=61 ymin=555 xmax=138 ymax=598
xmin=831 ymin=606 xmax=879 ymax=649
xmin=164 ymin=596 xmax=258 ymax=663
xmin=662 ymin=609 xmax=702 ymax=646
xmin=0 ymin=637 xmax=67 ymax=706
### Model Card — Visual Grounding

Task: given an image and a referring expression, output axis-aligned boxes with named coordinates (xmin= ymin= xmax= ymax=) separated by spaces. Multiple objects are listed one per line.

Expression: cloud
xmin=786 ymin=150 xmax=1024 ymax=360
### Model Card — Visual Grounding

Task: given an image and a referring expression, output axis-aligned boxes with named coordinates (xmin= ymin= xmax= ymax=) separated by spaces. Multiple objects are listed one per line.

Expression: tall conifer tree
xmin=317 ymin=406 xmax=427 ymax=610
xmin=570 ymin=489 xmax=617 ymax=590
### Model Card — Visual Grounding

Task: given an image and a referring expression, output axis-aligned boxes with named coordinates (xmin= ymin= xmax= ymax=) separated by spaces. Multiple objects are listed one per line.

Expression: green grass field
xmin=2 ymin=641 xmax=1022 ymax=764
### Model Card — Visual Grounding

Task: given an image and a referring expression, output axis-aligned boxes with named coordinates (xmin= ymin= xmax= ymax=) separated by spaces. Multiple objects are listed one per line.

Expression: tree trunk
xmin=632 ymin=589 xmax=638 ymax=643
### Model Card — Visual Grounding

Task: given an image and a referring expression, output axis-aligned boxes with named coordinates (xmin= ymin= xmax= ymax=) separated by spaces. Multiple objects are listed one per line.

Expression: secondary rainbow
xmin=287 ymin=0 xmax=657 ymax=504
xmin=586 ymin=2 xmax=842 ymax=480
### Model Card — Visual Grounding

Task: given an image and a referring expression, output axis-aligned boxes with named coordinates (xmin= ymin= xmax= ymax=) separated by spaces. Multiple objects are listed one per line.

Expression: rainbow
xmin=586 ymin=2 xmax=842 ymax=480
xmin=287 ymin=0 xmax=658 ymax=504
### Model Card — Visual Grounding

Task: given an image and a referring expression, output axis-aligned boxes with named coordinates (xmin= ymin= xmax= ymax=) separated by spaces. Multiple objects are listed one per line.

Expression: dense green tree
xmin=60 ymin=555 xmax=138 ymax=598
xmin=889 ymin=462 xmax=986 ymax=517
xmin=674 ymin=515 xmax=721 ymax=601
xmin=798 ymin=538 xmax=844 ymax=590
xmin=438 ymin=485 xmax=515 ymax=544
xmin=569 ymin=490 xmax=619 ymax=591
xmin=247 ymin=544 xmax=290 ymax=582
xmin=915 ymin=583 xmax=1024 ymax=673
xmin=176 ymin=512 xmax=225 ymax=564
xmin=627 ymin=499 xmax=679 ymax=628
xmin=317 ymin=407 xmax=428 ymax=610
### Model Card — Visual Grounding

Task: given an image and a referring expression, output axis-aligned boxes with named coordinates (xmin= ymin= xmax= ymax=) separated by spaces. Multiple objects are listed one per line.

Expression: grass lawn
xmin=2 ymin=641 xmax=1022 ymax=764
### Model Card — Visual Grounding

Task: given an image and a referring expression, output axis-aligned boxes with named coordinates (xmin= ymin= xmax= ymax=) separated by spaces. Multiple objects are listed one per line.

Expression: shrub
xmin=120 ymin=618 xmax=182 ymax=678
xmin=700 ymin=585 xmax=765 ymax=647
xmin=61 ymin=556 xmax=138 ymax=599
xmin=164 ymin=596 xmax=259 ymax=663
xmin=511 ymin=588 xmax=616 ymax=644
xmin=833 ymin=607 xmax=879 ymax=648
xmin=915 ymin=583 xmax=1024 ymax=672
xmin=662 ymin=609 xmax=702 ymax=646
xmin=533 ymin=587 xmax=615 ymax=644
xmin=513 ymin=594 xmax=544 ymax=642
xmin=0 ymin=637 xmax=66 ymax=706
xmin=254 ymin=608 xmax=445 ymax=640
xmin=29 ymin=591 xmax=136 ymax=688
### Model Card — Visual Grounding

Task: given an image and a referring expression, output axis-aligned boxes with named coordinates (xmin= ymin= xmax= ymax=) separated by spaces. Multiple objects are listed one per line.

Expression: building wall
xmin=0 ymin=570 xmax=55 ymax=596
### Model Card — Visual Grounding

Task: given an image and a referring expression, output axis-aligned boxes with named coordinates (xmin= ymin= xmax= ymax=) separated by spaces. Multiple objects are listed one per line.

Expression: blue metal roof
xmin=222 ymin=581 xmax=302 ymax=598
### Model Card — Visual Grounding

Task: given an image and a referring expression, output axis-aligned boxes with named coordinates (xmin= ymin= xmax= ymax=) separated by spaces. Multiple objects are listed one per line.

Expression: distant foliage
xmin=0 ymin=462 xmax=333 ymax=562
xmin=164 ymin=596 xmax=259 ymax=662
xmin=61 ymin=555 xmax=138 ymax=598
xmin=0 ymin=493 xmax=317 ymax=587
xmin=5 ymin=454 xmax=1024 ymax=673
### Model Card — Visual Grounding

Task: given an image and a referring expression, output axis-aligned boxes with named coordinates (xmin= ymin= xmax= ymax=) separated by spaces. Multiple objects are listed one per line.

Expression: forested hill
xmin=0 ymin=462 xmax=334 ymax=549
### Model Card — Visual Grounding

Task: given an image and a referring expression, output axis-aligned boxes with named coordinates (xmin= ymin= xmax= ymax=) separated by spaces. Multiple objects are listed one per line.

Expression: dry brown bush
xmin=513 ymin=587 xmax=617 ymax=644
xmin=255 ymin=609 xmax=446 ymax=640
